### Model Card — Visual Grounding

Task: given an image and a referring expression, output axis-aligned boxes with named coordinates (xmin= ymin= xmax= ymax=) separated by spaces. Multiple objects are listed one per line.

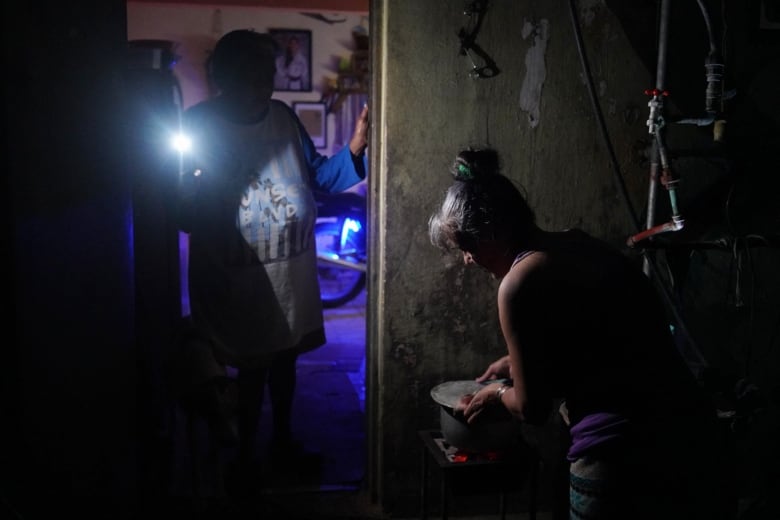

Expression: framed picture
xmin=269 ymin=29 xmax=313 ymax=92
xmin=293 ymin=101 xmax=327 ymax=148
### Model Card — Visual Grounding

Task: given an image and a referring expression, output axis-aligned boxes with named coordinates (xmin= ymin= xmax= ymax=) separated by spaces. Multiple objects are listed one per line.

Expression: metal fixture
xmin=457 ymin=0 xmax=500 ymax=79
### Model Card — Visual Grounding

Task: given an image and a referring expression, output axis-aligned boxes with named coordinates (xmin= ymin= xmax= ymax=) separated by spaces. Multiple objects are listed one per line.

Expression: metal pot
xmin=431 ymin=380 xmax=524 ymax=453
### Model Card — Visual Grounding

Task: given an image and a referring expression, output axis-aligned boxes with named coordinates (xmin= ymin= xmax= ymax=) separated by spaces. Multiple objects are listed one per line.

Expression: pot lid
xmin=430 ymin=380 xmax=483 ymax=409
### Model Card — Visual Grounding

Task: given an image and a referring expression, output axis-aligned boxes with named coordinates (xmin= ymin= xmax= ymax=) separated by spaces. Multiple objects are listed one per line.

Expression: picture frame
xmin=269 ymin=29 xmax=313 ymax=92
xmin=293 ymin=101 xmax=327 ymax=148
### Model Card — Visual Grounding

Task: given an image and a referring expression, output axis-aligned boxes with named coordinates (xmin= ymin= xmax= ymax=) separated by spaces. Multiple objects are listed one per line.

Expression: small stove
xmin=418 ymin=429 xmax=539 ymax=520
xmin=432 ymin=435 xmax=506 ymax=463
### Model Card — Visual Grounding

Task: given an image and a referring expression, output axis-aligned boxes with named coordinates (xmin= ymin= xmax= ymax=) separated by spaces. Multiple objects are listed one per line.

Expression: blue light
xmin=340 ymin=217 xmax=362 ymax=249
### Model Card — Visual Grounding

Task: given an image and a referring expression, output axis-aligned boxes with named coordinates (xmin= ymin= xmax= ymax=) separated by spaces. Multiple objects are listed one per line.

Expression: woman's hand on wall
xmin=349 ymin=103 xmax=369 ymax=156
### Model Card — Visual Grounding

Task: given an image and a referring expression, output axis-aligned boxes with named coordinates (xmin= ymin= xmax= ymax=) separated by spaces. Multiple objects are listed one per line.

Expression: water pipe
xmin=568 ymin=0 xmax=708 ymax=379
xmin=629 ymin=0 xmax=685 ymax=254
xmin=640 ymin=0 xmax=672 ymax=265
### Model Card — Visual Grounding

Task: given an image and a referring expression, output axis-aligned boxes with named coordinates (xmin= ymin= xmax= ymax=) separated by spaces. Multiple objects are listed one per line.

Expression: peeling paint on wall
xmin=518 ymin=18 xmax=549 ymax=129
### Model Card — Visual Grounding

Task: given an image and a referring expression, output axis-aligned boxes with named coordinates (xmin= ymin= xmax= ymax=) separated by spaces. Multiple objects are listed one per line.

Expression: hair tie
xmin=457 ymin=163 xmax=474 ymax=180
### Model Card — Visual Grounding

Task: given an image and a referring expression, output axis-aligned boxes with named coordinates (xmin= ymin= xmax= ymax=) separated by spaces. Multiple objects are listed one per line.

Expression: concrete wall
xmin=371 ymin=0 xmax=779 ymax=515
xmin=372 ymin=1 xmax=651 ymax=511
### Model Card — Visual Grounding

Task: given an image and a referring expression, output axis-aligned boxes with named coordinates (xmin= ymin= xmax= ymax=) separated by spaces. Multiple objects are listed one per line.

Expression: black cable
xmin=566 ymin=0 xmax=642 ymax=231
xmin=696 ymin=0 xmax=718 ymax=54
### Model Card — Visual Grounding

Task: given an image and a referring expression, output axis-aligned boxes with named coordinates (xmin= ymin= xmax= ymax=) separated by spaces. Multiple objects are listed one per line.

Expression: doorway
xmin=126 ymin=0 xmax=370 ymax=497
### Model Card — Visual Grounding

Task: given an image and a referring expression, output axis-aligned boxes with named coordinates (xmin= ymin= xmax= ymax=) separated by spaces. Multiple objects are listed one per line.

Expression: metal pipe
xmin=642 ymin=0 xmax=672 ymax=275
xmin=628 ymin=218 xmax=685 ymax=247
xmin=655 ymin=0 xmax=671 ymax=91
xmin=634 ymin=0 xmax=708 ymax=380
xmin=644 ymin=144 xmax=660 ymax=274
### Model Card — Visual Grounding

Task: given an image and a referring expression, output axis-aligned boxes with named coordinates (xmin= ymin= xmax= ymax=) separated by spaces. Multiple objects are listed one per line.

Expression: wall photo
xmin=293 ymin=101 xmax=327 ymax=148
xmin=270 ymin=29 xmax=313 ymax=92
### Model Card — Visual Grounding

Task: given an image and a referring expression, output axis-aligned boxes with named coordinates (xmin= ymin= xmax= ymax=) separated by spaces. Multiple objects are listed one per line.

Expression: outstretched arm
xmin=295 ymin=102 xmax=369 ymax=192
xmin=349 ymin=104 xmax=369 ymax=157
xmin=495 ymin=252 xmax=552 ymax=424
xmin=461 ymin=255 xmax=548 ymax=425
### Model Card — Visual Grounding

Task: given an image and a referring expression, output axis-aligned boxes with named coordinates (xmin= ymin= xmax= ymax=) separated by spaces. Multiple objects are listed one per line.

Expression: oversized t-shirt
xmin=178 ymin=99 xmax=364 ymax=368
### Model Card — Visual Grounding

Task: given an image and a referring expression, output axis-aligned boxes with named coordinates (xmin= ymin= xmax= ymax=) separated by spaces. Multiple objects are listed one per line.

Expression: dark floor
xmin=165 ymin=288 xmax=373 ymax=517
xmin=164 ymin=289 xmax=549 ymax=519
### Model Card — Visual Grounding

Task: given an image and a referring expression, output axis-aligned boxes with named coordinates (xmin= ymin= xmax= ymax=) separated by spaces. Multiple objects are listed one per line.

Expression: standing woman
xmin=428 ymin=148 xmax=731 ymax=519
xmin=177 ymin=29 xmax=368 ymax=478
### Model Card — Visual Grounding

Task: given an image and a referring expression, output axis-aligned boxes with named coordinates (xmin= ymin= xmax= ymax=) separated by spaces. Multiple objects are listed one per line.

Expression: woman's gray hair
xmin=428 ymin=148 xmax=535 ymax=252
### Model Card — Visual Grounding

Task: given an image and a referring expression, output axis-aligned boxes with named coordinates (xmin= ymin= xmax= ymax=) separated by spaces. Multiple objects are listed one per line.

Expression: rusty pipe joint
xmin=627 ymin=217 xmax=685 ymax=247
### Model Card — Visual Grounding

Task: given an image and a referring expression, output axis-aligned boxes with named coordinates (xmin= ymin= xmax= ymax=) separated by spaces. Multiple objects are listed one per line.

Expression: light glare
xmin=171 ymin=133 xmax=191 ymax=153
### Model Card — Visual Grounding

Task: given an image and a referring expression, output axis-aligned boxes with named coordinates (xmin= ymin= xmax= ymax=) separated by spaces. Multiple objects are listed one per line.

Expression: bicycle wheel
xmin=315 ymin=217 xmax=366 ymax=308
xmin=317 ymin=261 xmax=366 ymax=308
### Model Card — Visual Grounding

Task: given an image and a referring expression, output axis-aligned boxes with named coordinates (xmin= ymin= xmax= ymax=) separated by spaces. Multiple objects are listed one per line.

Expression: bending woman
xmin=428 ymin=147 xmax=731 ymax=519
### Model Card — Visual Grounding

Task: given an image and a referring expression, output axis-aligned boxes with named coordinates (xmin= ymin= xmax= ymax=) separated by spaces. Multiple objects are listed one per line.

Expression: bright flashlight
xmin=171 ymin=133 xmax=191 ymax=153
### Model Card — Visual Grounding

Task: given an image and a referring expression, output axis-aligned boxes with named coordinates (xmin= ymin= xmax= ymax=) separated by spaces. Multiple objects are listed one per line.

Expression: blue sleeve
xmin=285 ymin=103 xmax=367 ymax=193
